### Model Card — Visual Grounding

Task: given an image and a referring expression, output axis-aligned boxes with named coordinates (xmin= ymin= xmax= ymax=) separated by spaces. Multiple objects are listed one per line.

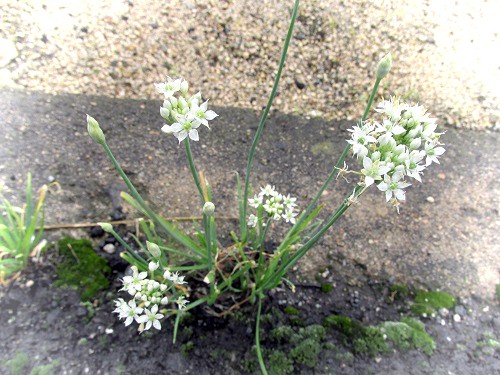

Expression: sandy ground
xmin=0 ymin=0 xmax=499 ymax=129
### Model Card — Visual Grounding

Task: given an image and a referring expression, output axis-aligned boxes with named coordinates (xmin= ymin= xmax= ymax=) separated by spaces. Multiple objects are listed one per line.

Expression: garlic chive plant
xmin=86 ymin=0 xmax=445 ymax=372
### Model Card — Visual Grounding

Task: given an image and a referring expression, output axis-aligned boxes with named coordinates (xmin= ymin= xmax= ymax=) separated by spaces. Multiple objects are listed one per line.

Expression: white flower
xmin=123 ymin=300 xmax=144 ymax=326
xmin=162 ymin=116 xmax=201 ymax=143
xmin=283 ymin=194 xmax=297 ymax=209
xmin=176 ymin=296 xmax=189 ymax=310
xmin=248 ymin=195 xmax=263 ymax=208
xmin=154 ymin=77 xmax=182 ymax=98
xmin=374 ymin=119 xmax=405 ymax=136
xmin=347 ymin=124 xmax=377 ymax=159
xmin=423 ymin=142 xmax=445 ymax=166
xmin=376 ymin=98 xmax=407 ymax=120
xmin=166 ymin=271 xmax=187 ymax=285
xmin=376 ymin=172 xmax=411 ymax=202
xmin=259 ymin=185 xmax=277 ymax=197
xmin=187 ymin=100 xmax=218 ymax=128
xmin=122 ymin=266 xmax=148 ymax=293
xmin=139 ymin=305 xmax=164 ymax=331
xmin=404 ymin=150 xmax=426 ymax=182
xmin=112 ymin=298 xmax=127 ymax=317
xmin=282 ymin=210 xmax=297 ymax=224
xmin=247 ymin=214 xmax=258 ymax=228
xmin=361 ymin=157 xmax=391 ymax=187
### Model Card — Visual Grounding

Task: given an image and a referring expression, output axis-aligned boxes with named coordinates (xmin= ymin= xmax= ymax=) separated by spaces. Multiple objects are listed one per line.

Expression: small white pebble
xmin=315 ymin=304 xmax=321 ymax=309
xmin=446 ymin=337 xmax=451 ymax=342
xmin=482 ymin=306 xmax=489 ymax=313
xmin=25 ymin=280 xmax=34 ymax=287
xmin=105 ymin=328 xmax=114 ymax=334
xmin=453 ymin=314 xmax=461 ymax=322
xmin=426 ymin=196 xmax=435 ymax=203
xmin=440 ymin=319 xmax=446 ymax=326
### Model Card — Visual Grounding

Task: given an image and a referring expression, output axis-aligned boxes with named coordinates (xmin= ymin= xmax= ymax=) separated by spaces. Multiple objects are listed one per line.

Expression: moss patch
xmin=321 ymin=283 xmax=334 ymax=293
xmin=284 ymin=306 xmax=300 ymax=316
xmin=268 ymin=350 xmax=294 ymax=375
xmin=411 ymin=290 xmax=456 ymax=318
xmin=2 ymin=352 xmax=29 ymax=375
xmin=268 ymin=323 xmax=327 ymax=371
xmin=54 ymin=237 xmax=110 ymax=301
xmin=323 ymin=314 xmax=435 ymax=356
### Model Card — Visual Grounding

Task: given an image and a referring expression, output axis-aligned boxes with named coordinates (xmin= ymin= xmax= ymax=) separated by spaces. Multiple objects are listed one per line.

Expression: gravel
xmin=0 ymin=0 xmax=498 ymax=129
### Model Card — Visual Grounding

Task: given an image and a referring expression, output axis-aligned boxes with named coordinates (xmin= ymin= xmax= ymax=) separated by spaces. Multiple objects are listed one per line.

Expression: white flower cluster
xmin=347 ymin=97 xmax=445 ymax=210
xmin=156 ymin=77 xmax=218 ymax=143
xmin=113 ymin=263 xmax=189 ymax=332
xmin=247 ymin=185 xmax=298 ymax=227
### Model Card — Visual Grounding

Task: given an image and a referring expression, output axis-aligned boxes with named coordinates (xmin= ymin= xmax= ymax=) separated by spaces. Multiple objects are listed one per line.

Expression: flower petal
xmin=205 ymin=110 xmax=218 ymax=120
xmin=189 ymin=129 xmax=199 ymax=141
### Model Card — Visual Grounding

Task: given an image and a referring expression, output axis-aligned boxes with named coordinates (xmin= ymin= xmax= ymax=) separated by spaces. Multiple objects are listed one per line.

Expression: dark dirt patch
xmin=0 ymin=240 xmax=498 ymax=374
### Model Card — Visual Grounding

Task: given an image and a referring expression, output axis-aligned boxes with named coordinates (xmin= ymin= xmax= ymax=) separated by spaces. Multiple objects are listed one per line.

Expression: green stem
xmin=290 ymin=77 xmax=381 ymax=235
xmin=242 ymin=0 xmax=300 ymax=241
xmin=101 ymin=141 xmax=201 ymax=252
xmin=184 ymin=138 xmax=205 ymax=205
xmin=255 ymin=297 xmax=269 ymax=375
xmin=258 ymin=186 xmax=364 ymax=292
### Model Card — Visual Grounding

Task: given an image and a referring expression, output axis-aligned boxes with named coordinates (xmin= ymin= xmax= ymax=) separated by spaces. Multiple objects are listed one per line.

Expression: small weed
xmin=388 ymin=284 xmax=409 ymax=301
xmin=181 ymin=341 xmax=194 ymax=358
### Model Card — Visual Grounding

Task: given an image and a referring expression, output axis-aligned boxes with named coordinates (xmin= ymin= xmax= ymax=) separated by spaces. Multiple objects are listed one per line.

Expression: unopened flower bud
xmin=98 ymin=222 xmax=113 ymax=233
xmin=163 ymin=100 xmax=172 ymax=110
xmin=160 ymin=107 xmax=169 ymax=119
xmin=376 ymin=53 xmax=392 ymax=80
xmin=178 ymin=96 xmax=188 ymax=110
xmin=203 ymin=201 xmax=215 ymax=216
xmin=180 ymin=80 xmax=189 ymax=95
xmin=160 ymin=296 xmax=169 ymax=305
xmin=409 ymin=137 xmax=422 ymax=150
xmin=149 ymin=261 xmax=159 ymax=273
xmin=146 ymin=241 xmax=162 ymax=259
xmin=203 ymin=270 xmax=215 ymax=284
xmin=87 ymin=115 xmax=106 ymax=145
xmin=170 ymin=96 xmax=178 ymax=108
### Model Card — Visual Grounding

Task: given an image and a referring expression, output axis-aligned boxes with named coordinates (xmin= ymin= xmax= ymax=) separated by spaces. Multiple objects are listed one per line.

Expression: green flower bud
xmin=98 ymin=222 xmax=113 ymax=233
xmin=87 ymin=115 xmax=106 ymax=145
xmin=146 ymin=241 xmax=162 ymax=258
xmin=178 ymin=96 xmax=188 ymax=110
xmin=160 ymin=107 xmax=170 ymax=119
xmin=376 ymin=53 xmax=392 ymax=80
xmin=203 ymin=201 xmax=215 ymax=216
xmin=163 ymin=100 xmax=172 ymax=110
xmin=170 ymin=96 xmax=178 ymax=108
xmin=180 ymin=80 xmax=189 ymax=95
